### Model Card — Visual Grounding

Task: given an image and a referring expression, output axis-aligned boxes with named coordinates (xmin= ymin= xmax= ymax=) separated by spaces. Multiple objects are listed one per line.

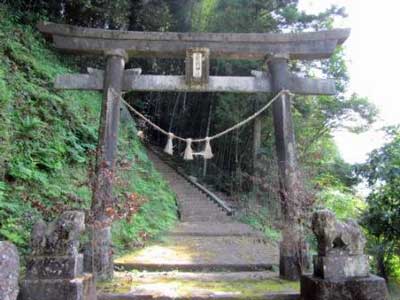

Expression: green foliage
xmin=0 ymin=5 xmax=98 ymax=250
xmin=0 ymin=5 xmax=177 ymax=255
xmin=388 ymin=279 xmax=400 ymax=300
xmin=357 ymin=126 xmax=400 ymax=279
xmin=237 ymin=199 xmax=281 ymax=242
xmin=315 ymin=188 xmax=364 ymax=220
xmin=189 ymin=1 xmax=377 ymax=195
xmin=112 ymin=124 xmax=177 ymax=254
xmin=193 ymin=0 xmax=295 ymax=33
xmin=279 ymin=4 xmax=347 ymax=31
xmin=130 ymin=0 xmax=174 ymax=31
xmin=4 ymin=0 xmax=131 ymax=29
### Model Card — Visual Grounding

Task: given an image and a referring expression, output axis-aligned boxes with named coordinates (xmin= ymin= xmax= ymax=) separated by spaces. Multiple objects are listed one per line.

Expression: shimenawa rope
xmin=112 ymin=89 xmax=293 ymax=160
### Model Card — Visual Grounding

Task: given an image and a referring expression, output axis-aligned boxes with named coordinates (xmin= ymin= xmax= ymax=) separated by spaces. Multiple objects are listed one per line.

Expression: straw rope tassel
xmin=184 ymin=138 xmax=194 ymax=160
xmin=164 ymin=132 xmax=174 ymax=155
xmin=203 ymin=137 xmax=213 ymax=159
xmin=116 ymin=89 xmax=291 ymax=161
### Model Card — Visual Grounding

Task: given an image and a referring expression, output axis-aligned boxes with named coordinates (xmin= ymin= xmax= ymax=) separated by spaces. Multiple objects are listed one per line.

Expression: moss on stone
xmin=97 ymin=272 xmax=299 ymax=297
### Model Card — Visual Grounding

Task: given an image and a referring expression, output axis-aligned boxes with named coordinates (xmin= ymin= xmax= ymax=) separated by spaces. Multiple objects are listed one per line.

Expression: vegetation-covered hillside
xmin=0 ymin=5 xmax=177 ymax=255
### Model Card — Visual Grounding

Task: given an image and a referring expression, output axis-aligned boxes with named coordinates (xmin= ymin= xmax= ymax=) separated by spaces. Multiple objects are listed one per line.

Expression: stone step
xmin=178 ymin=203 xmax=223 ymax=208
xmin=178 ymin=207 xmax=223 ymax=213
xmin=98 ymin=292 xmax=300 ymax=300
xmin=179 ymin=218 xmax=232 ymax=224
xmin=178 ymin=206 xmax=227 ymax=212
xmin=178 ymin=203 xmax=222 ymax=208
xmin=178 ymin=200 xmax=218 ymax=205
xmin=178 ymin=198 xmax=218 ymax=203
xmin=180 ymin=215 xmax=230 ymax=221
xmin=114 ymin=236 xmax=278 ymax=272
xmin=98 ymin=271 xmax=300 ymax=300
xmin=181 ymin=217 xmax=232 ymax=223
xmin=108 ymin=271 xmax=279 ymax=281
xmin=179 ymin=210 xmax=228 ymax=217
xmin=114 ymin=262 xmax=274 ymax=272
xmin=167 ymin=222 xmax=263 ymax=237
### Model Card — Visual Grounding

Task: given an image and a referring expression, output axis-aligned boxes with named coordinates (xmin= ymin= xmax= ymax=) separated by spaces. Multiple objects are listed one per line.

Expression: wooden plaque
xmin=185 ymin=48 xmax=210 ymax=86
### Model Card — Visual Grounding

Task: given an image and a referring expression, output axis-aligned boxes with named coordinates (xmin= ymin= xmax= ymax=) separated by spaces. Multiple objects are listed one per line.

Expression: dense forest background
xmin=0 ymin=0 xmax=399 ymax=288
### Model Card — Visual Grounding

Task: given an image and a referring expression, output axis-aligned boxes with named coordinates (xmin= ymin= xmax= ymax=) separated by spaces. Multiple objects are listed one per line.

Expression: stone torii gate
xmin=38 ymin=22 xmax=350 ymax=280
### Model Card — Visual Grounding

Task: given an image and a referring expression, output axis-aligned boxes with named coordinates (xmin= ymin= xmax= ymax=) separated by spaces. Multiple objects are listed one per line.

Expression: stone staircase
xmin=97 ymin=150 xmax=300 ymax=300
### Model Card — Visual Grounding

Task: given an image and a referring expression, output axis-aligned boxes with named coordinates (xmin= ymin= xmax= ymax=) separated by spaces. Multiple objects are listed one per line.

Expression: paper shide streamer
xmin=113 ymin=89 xmax=292 ymax=161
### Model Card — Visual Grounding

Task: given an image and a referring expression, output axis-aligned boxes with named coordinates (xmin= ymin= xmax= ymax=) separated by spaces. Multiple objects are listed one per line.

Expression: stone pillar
xmin=87 ymin=49 xmax=128 ymax=280
xmin=0 ymin=241 xmax=19 ymax=300
xmin=20 ymin=211 xmax=96 ymax=300
xmin=267 ymin=55 xmax=307 ymax=280
xmin=253 ymin=116 xmax=262 ymax=173
xmin=252 ymin=114 xmax=262 ymax=198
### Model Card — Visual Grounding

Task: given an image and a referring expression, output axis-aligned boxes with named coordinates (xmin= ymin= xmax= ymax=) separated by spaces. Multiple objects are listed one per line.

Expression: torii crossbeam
xmin=38 ymin=22 xmax=350 ymax=281
xmin=55 ymin=68 xmax=336 ymax=95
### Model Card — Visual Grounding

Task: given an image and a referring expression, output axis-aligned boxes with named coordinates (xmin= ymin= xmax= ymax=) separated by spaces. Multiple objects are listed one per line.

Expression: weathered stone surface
xmin=185 ymin=48 xmax=210 ymax=87
xmin=313 ymin=255 xmax=369 ymax=280
xmin=31 ymin=211 xmax=85 ymax=257
xmin=268 ymin=55 xmax=306 ymax=281
xmin=167 ymin=222 xmax=261 ymax=237
xmin=88 ymin=50 xmax=126 ymax=281
xmin=26 ymin=255 xmax=83 ymax=280
xmin=301 ymin=274 xmax=389 ymax=300
xmin=21 ymin=211 xmax=96 ymax=300
xmin=84 ymin=225 xmax=113 ymax=280
xmin=20 ymin=274 xmax=97 ymax=300
xmin=114 ymin=150 xmax=279 ymax=274
xmin=99 ymin=291 xmax=300 ymax=300
xmin=312 ymin=209 xmax=366 ymax=256
xmin=0 ymin=241 xmax=19 ymax=300
xmin=37 ymin=22 xmax=350 ymax=60
xmin=300 ymin=210 xmax=388 ymax=300
xmin=55 ymin=73 xmax=336 ymax=95
xmin=98 ymin=271 xmax=300 ymax=300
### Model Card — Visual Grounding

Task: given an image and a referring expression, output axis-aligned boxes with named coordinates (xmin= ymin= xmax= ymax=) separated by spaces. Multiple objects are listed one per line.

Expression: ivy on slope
xmin=0 ymin=6 xmax=177 ymax=254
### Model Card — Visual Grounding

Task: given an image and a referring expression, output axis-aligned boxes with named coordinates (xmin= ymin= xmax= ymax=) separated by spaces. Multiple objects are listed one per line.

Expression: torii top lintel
xmin=37 ymin=22 xmax=350 ymax=61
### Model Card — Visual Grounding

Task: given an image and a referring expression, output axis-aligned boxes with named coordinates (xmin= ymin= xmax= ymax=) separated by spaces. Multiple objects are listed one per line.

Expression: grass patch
xmin=389 ymin=278 xmax=400 ymax=300
xmin=112 ymin=122 xmax=178 ymax=254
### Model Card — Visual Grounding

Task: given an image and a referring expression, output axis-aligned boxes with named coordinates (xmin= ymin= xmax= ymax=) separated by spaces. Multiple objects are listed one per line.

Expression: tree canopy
xmin=357 ymin=127 xmax=400 ymax=279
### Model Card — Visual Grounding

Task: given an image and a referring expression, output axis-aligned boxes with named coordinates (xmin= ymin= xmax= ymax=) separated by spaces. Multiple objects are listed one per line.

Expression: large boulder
xmin=0 ymin=241 xmax=20 ymax=300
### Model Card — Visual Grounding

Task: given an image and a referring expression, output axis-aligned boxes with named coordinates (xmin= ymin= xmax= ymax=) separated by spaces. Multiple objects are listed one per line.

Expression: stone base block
xmin=26 ymin=255 xmax=83 ymax=279
xmin=301 ymin=274 xmax=389 ymax=300
xmin=280 ymin=255 xmax=310 ymax=280
xmin=280 ymin=255 xmax=301 ymax=280
xmin=0 ymin=242 xmax=20 ymax=300
xmin=19 ymin=273 xmax=96 ymax=300
xmin=313 ymin=255 xmax=369 ymax=279
xmin=84 ymin=226 xmax=114 ymax=280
